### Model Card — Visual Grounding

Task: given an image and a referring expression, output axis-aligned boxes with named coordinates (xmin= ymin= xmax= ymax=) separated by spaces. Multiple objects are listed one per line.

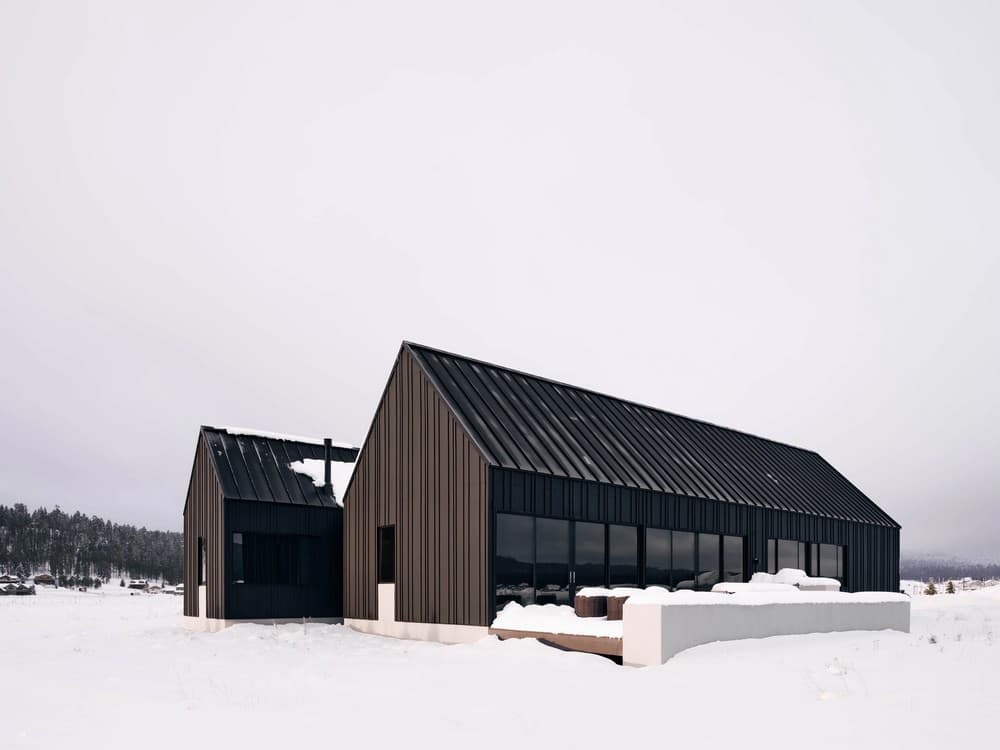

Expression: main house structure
xmin=183 ymin=426 xmax=357 ymax=629
xmin=342 ymin=343 xmax=900 ymax=643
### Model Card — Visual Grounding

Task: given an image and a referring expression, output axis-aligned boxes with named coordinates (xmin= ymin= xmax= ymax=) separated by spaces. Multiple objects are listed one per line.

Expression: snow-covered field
xmin=2 ymin=586 xmax=998 ymax=749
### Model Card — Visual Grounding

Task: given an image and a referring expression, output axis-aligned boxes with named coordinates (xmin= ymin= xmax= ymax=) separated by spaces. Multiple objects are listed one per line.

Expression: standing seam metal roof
xmin=404 ymin=343 xmax=898 ymax=527
xmin=200 ymin=426 xmax=359 ymax=508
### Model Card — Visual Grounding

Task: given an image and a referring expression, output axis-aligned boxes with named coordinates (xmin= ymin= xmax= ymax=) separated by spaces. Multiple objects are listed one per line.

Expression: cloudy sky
xmin=1 ymin=1 xmax=997 ymax=559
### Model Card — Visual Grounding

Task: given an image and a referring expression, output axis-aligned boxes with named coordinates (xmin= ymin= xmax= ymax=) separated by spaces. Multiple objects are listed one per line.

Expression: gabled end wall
xmin=183 ymin=431 xmax=225 ymax=618
xmin=343 ymin=347 xmax=491 ymax=626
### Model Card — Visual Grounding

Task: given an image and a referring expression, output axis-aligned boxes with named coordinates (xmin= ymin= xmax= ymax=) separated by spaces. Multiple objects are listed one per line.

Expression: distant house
xmin=182 ymin=426 xmax=358 ymax=629
xmin=33 ymin=574 xmax=55 ymax=586
xmin=128 ymin=580 xmax=149 ymax=590
xmin=0 ymin=582 xmax=35 ymax=596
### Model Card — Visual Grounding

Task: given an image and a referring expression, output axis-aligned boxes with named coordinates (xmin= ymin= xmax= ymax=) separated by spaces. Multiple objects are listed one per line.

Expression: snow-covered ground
xmin=2 ymin=585 xmax=998 ymax=749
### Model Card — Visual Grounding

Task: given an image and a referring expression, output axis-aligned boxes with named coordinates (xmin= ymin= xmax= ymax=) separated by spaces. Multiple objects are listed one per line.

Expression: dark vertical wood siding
xmin=343 ymin=348 xmax=490 ymax=626
xmin=224 ymin=500 xmax=342 ymax=619
xmin=490 ymin=467 xmax=899 ymax=617
xmin=183 ymin=433 xmax=225 ymax=618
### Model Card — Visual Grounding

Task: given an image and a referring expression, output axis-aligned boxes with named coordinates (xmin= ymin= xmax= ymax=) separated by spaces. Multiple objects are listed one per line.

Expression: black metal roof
xmin=201 ymin=426 xmax=359 ymax=508
xmin=405 ymin=343 xmax=898 ymax=527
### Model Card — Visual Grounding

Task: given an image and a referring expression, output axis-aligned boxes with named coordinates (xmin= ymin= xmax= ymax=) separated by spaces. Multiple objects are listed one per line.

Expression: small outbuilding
xmin=183 ymin=426 xmax=358 ymax=629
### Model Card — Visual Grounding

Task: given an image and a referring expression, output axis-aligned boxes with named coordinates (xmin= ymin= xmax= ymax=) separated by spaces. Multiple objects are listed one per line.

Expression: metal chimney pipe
xmin=323 ymin=438 xmax=332 ymax=491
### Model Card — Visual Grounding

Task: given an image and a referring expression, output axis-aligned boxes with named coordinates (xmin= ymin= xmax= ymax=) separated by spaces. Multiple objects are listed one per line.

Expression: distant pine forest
xmin=900 ymin=557 xmax=1000 ymax=583
xmin=0 ymin=503 xmax=182 ymax=584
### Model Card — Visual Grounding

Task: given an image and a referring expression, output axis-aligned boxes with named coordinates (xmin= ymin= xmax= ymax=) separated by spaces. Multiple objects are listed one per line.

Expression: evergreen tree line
xmin=900 ymin=557 xmax=1000 ymax=583
xmin=0 ymin=503 xmax=182 ymax=584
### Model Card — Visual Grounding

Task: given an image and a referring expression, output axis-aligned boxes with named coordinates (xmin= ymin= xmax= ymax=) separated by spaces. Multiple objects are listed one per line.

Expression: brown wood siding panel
xmin=182 ymin=433 xmax=225 ymax=618
xmin=343 ymin=348 xmax=491 ymax=626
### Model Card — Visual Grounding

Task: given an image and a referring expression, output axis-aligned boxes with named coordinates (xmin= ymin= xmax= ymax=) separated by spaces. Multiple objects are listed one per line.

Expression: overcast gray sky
xmin=1 ymin=1 xmax=997 ymax=560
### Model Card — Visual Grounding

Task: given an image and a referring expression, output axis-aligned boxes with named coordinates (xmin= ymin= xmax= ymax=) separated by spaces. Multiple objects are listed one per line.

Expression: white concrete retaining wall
xmin=623 ymin=594 xmax=911 ymax=667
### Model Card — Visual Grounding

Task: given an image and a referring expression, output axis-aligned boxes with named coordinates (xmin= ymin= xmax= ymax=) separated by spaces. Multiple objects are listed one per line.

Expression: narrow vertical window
xmin=377 ymin=525 xmax=396 ymax=584
xmin=232 ymin=533 xmax=244 ymax=583
xmin=198 ymin=538 xmax=207 ymax=585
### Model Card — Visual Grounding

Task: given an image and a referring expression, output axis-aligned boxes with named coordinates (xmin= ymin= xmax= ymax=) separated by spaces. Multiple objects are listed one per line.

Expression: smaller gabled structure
xmin=183 ymin=426 xmax=358 ymax=629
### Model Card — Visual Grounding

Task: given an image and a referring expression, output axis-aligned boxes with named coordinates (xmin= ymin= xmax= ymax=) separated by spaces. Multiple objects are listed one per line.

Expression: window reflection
xmin=697 ymin=534 xmax=720 ymax=590
xmin=574 ymin=522 xmax=605 ymax=592
xmin=495 ymin=514 xmax=534 ymax=608
xmin=768 ymin=538 xmax=846 ymax=584
xmin=535 ymin=518 xmax=570 ymax=605
xmin=645 ymin=528 xmax=671 ymax=587
xmin=672 ymin=531 xmax=696 ymax=589
xmin=608 ymin=525 xmax=638 ymax=587
xmin=723 ymin=535 xmax=743 ymax=583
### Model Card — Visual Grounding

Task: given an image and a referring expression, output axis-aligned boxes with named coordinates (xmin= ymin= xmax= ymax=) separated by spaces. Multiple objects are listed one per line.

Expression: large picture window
xmin=232 ymin=533 xmax=315 ymax=585
xmin=697 ymin=533 xmax=720 ymax=590
xmin=723 ymin=535 xmax=744 ymax=582
xmin=495 ymin=514 xmax=534 ymax=607
xmin=769 ymin=539 xmax=846 ymax=584
xmin=672 ymin=531 xmax=696 ymax=589
xmin=608 ymin=524 xmax=639 ymax=587
xmin=535 ymin=518 xmax=570 ymax=604
xmin=494 ymin=514 xmax=748 ymax=612
xmin=645 ymin=528 xmax=672 ymax=587
xmin=574 ymin=521 xmax=605 ymax=592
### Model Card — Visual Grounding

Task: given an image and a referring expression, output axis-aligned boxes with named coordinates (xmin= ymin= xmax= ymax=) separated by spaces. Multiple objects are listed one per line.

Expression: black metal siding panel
xmin=406 ymin=343 xmax=898 ymax=528
xmin=224 ymin=499 xmax=342 ymax=619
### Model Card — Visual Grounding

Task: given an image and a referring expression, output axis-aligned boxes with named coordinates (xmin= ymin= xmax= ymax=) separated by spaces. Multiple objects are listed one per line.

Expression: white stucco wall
xmin=344 ymin=583 xmax=489 ymax=644
xmin=622 ymin=596 xmax=911 ymax=667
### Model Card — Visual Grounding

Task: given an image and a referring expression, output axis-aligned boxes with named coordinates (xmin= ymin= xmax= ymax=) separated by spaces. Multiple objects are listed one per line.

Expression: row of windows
xmin=232 ymin=532 xmax=316 ymax=585
xmin=495 ymin=513 xmax=745 ymax=609
xmin=767 ymin=538 xmax=845 ymax=581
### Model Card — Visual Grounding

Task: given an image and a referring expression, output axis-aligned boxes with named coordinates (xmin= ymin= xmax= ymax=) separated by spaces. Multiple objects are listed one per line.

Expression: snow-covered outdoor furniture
xmin=490 ymin=602 xmax=624 ymax=657
xmin=749 ymin=568 xmax=842 ymax=592
xmin=574 ymin=587 xmax=610 ymax=618
xmin=622 ymin=588 xmax=910 ymax=666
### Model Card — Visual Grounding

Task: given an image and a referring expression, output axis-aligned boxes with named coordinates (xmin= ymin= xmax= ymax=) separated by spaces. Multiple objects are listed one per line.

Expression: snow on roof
xmin=212 ymin=426 xmax=358 ymax=450
xmin=288 ymin=458 xmax=357 ymax=507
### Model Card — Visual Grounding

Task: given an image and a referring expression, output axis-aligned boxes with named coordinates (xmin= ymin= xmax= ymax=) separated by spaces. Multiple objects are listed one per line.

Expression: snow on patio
xmin=2 ymin=585 xmax=999 ymax=749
